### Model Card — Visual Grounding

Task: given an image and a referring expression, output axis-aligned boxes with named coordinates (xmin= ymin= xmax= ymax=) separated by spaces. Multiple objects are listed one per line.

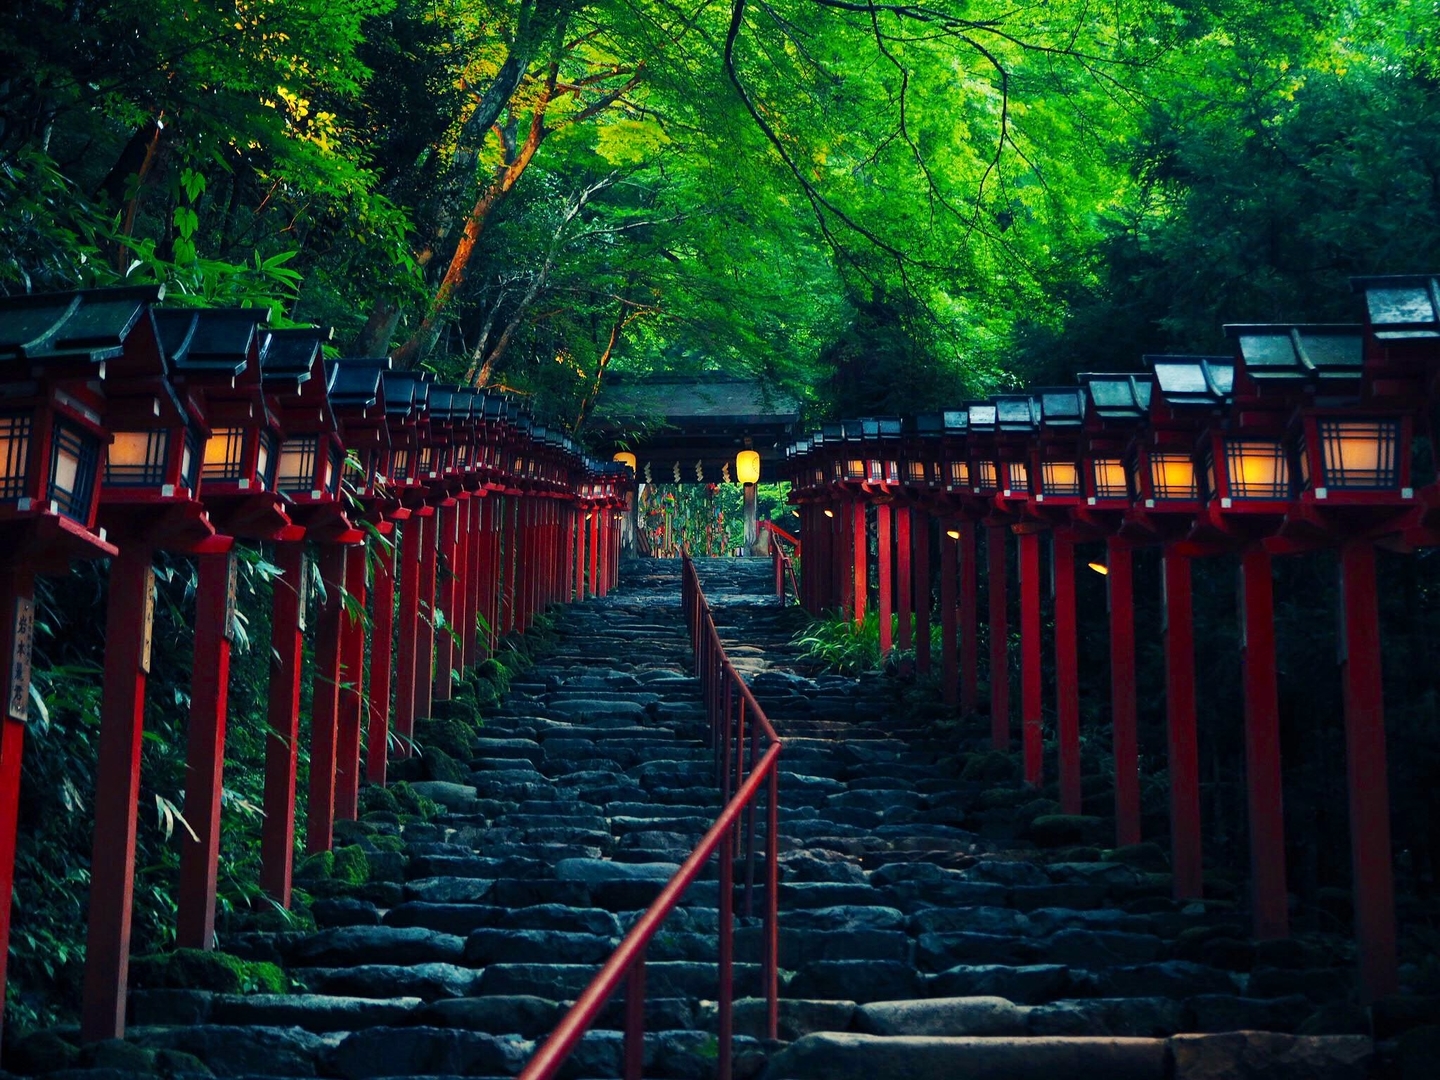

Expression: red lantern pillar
xmin=877 ymin=502 xmax=893 ymax=654
xmin=852 ymin=500 xmax=867 ymax=624
xmin=896 ymin=506 xmax=913 ymax=670
xmin=1019 ymin=529 xmax=1042 ymax=786
xmin=465 ymin=495 xmax=484 ymax=664
xmin=914 ymin=510 xmax=931 ymax=673
xmin=81 ymin=548 xmax=157 ymax=1041
xmin=1109 ymin=538 xmax=1141 ymax=847
xmin=367 ymin=524 xmax=396 ymax=785
xmin=433 ymin=498 xmax=459 ymax=702
xmin=940 ymin=526 xmax=957 ymax=706
xmin=1240 ymin=547 xmax=1288 ymax=939
xmin=305 ymin=542 xmax=347 ymax=855
xmin=586 ymin=504 xmax=599 ymax=602
xmin=988 ymin=524 xmax=1010 ymax=749
xmin=335 ymin=542 xmax=368 ymax=821
xmin=1339 ymin=540 xmax=1398 ymax=1000
xmin=1163 ymin=550 xmax=1203 ymax=900
xmin=0 ymin=567 xmax=37 ymax=1042
xmin=394 ymin=509 xmax=428 ymax=756
xmin=261 ymin=533 xmax=306 ymax=902
xmin=1054 ymin=531 xmax=1082 ymax=814
xmin=959 ymin=521 xmax=978 ymax=712
xmin=177 ymin=544 xmax=238 ymax=949
xmin=835 ymin=504 xmax=851 ymax=614
xmin=415 ymin=505 xmax=439 ymax=716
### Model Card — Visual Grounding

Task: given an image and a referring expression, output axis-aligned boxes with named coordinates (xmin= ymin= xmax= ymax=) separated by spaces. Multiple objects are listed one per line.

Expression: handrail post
xmin=623 ymin=951 xmax=646 ymax=1080
xmin=718 ymin=828 xmax=734 ymax=1080
xmin=765 ymin=763 xmax=780 ymax=1040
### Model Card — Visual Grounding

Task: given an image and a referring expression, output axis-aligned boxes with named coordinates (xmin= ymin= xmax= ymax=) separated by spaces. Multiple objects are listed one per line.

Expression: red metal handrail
xmin=761 ymin=521 xmax=802 ymax=606
xmin=519 ymin=555 xmax=782 ymax=1080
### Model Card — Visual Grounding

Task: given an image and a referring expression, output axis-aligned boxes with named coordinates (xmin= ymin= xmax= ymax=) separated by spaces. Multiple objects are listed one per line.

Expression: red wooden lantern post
xmin=992 ymin=395 xmax=1047 ymax=782
xmin=1192 ymin=325 xmax=1359 ymax=944
xmin=157 ymin=310 xmax=307 ymax=946
xmin=377 ymin=373 xmax=426 ymax=763
xmin=898 ymin=417 xmax=945 ymax=673
xmin=150 ymin=311 xmax=299 ymax=915
xmin=0 ymin=290 xmax=142 ymax=1052
xmin=1074 ymin=374 xmax=1153 ymax=848
xmin=326 ymin=358 xmax=393 ymax=801
xmin=857 ymin=418 xmax=902 ymax=653
xmin=1122 ymin=356 xmax=1235 ymax=898
xmin=933 ymin=410 xmax=975 ymax=702
xmin=963 ymin=403 xmax=1011 ymax=746
xmin=262 ymin=328 xmax=360 ymax=859
xmin=85 ymin=297 xmax=276 ymax=1041
xmin=1022 ymin=389 xmax=1088 ymax=812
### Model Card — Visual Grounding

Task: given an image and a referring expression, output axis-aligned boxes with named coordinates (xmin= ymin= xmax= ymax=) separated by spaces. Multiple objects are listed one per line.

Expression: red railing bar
xmin=520 ymin=554 xmax=782 ymax=1080
xmin=518 ymin=743 xmax=782 ymax=1080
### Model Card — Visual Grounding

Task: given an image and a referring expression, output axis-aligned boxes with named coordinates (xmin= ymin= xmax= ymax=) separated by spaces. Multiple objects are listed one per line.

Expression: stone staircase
xmin=5 ymin=557 xmax=1418 ymax=1079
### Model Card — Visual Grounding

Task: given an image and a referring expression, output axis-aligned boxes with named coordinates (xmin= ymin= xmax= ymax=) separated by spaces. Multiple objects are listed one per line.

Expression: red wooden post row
xmin=0 ymin=288 xmax=634 ymax=1051
xmin=788 ymin=275 xmax=1440 ymax=1003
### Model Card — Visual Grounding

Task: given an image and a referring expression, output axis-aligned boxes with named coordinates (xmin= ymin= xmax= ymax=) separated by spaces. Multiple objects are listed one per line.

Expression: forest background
xmin=7 ymin=0 xmax=1440 ymax=1038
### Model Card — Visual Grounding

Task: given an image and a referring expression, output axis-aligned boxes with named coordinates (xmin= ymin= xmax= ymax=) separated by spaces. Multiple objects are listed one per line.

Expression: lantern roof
xmin=260 ymin=327 xmax=328 ymax=390
xmin=1222 ymin=324 xmax=1364 ymax=381
xmin=326 ymin=358 xmax=385 ymax=410
xmin=942 ymin=408 xmax=969 ymax=434
xmin=993 ymin=394 xmax=1041 ymax=431
xmin=966 ymin=403 xmax=999 ymax=431
xmin=0 ymin=285 xmax=162 ymax=368
xmin=1145 ymin=355 xmax=1234 ymax=406
xmin=858 ymin=416 xmax=903 ymax=439
xmin=821 ymin=422 xmax=842 ymax=442
xmin=382 ymin=371 xmax=428 ymax=417
xmin=911 ymin=413 xmax=943 ymax=436
xmin=155 ymin=308 xmax=264 ymax=376
xmin=1079 ymin=373 xmax=1153 ymax=418
xmin=1038 ymin=388 xmax=1086 ymax=427
xmin=1350 ymin=274 xmax=1440 ymax=340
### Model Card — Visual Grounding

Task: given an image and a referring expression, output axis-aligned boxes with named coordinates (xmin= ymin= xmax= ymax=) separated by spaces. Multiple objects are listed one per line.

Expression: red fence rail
xmin=520 ymin=554 xmax=782 ymax=1080
xmin=761 ymin=521 xmax=801 ymax=605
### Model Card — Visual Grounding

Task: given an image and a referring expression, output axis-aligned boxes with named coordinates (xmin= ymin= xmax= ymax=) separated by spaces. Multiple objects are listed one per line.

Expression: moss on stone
xmin=414 ymin=716 xmax=479 ymax=760
xmin=389 ymin=780 xmax=440 ymax=819
xmin=128 ymin=948 xmax=287 ymax=995
xmin=332 ymin=844 xmax=370 ymax=885
xmin=960 ymin=750 xmax=1019 ymax=783
xmin=419 ymin=746 xmax=468 ymax=784
xmin=358 ymin=784 xmax=400 ymax=815
xmin=294 ymin=849 xmax=335 ymax=882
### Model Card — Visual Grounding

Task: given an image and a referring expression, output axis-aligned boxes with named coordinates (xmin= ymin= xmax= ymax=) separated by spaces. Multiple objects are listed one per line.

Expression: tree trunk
xmin=353 ymin=299 xmax=403 ymax=357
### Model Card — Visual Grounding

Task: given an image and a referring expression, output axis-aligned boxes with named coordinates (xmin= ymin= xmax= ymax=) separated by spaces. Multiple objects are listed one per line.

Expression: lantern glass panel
xmin=48 ymin=421 xmax=99 ymax=523
xmin=1092 ymin=457 xmax=1127 ymax=499
xmin=277 ymin=436 xmax=319 ymax=493
xmin=204 ymin=427 xmax=247 ymax=481
xmin=1005 ymin=461 xmax=1029 ymax=493
xmin=391 ymin=447 xmax=410 ymax=481
xmin=1320 ymin=420 xmax=1399 ymax=489
xmin=813 ymin=466 xmax=824 ymax=485
xmin=0 ymin=413 xmax=31 ymax=499
xmin=1042 ymin=460 xmax=1081 ymax=496
xmin=419 ymin=446 xmax=436 ymax=475
xmin=257 ymin=431 xmax=277 ymax=489
xmin=931 ymin=461 xmax=941 ymax=484
xmin=948 ymin=461 xmax=969 ymax=489
xmin=866 ymin=459 xmax=883 ymax=483
xmin=975 ymin=460 xmax=997 ymax=490
xmin=905 ymin=460 xmax=926 ymax=483
xmin=846 ymin=458 xmax=865 ymax=480
xmin=1149 ymin=453 xmax=1199 ymax=500
xmin=181 ymin=427 xmax=201 ymax=492
xmin=1225 ymin=439 xmax=1289 ymax=499
xmin=325 ymin=443 xmax=343 ymax=495
xmin=105 ymin=430 xmax=169 ymax=487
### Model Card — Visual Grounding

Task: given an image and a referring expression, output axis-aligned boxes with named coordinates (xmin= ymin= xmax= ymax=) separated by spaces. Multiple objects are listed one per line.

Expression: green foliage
xmin=793 ymin=611 xmax=886 ymax=675
xmin=331 ymin=846 xmax=371 ymax=886
xmin=129 ymin=949 xmax=287 ymax=995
